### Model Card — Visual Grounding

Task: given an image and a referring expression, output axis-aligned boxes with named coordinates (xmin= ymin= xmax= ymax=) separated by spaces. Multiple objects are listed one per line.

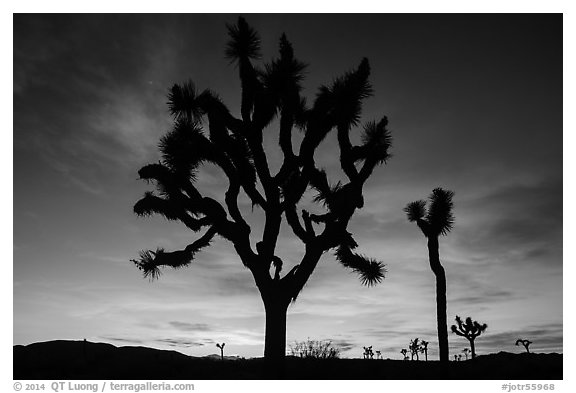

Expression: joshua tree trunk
xmin=261 ymin=290 xmax=290 ymax=377
xmin=264 ymin=301 xmax=288 ymax=361
xmin=469 ymin=339 xmax=476 ymax=359
xmin=428 ymin=236 xmax=449 ymax=363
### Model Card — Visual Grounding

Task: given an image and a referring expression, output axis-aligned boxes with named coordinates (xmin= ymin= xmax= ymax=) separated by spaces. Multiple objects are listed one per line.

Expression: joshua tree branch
xmin=260 ymin=205 xmax=283 ymax=263
xmin=272 ymin=256 xmax=283 ymax=280
xmin=242 ymin=185 xmax=268 ymax=210
xmin=279 ymin=108 xmax=295 ymax=157
xmin=194 ymin=93 xmax=268 ymax=211
xmin=451 ymin=327 xmax=466 ymax=337
xmin=337 ymin=124 xmax=359 ymax=181
xmin=301 ymin=210 xmax=316 ymax=237
xmin=283 ymin=203 xmax=311 ymax=243
xmin=275 ymin=107 xmax=299 ymax=185
xmin=132 ymin=226 xmax=218 ymax=279
xmin=309 ymin=212 xmax=331 ymax=223
xmin=415 ymin=219 xmax=431 ymax=238
xmin=239 ymin=60 xmax=259 ymax=122
xmin=224 ymin=180 xmax=248 ymax=229
xmin=283 ymin=245 xmax=324 ymax=301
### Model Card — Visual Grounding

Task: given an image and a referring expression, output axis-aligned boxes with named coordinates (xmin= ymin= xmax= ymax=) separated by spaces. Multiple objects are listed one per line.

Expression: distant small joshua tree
xmin=462 ymin=348 xmax=470 ymax=360
xmin=363 ymin=346 xmax=374 ymax=359
xmin=375 ymin=350 xmax=382 ymax=359
xmin=451 ymin=316 xmax=487 ymax=359
xmin=458 ymin=354 xmax=462 ymax=361
xmin=515 ymin=339 xmax=533 ymax=353
xmin=216 ymin=343 xmax=226 ymax=360
xmin=409 ymin=338 xmax=421 ymax=361
xmin=400 ymin=348 xmax=409 ymax=361
xmin=453 ymin=354 xmax=458 ymax=361
xmin=420 ymin=340 xmax=429 ymax=361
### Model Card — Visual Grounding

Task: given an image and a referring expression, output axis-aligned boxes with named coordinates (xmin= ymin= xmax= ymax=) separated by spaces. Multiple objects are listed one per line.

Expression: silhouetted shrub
xmin=289 ymin=339 xmax=340 ymax=359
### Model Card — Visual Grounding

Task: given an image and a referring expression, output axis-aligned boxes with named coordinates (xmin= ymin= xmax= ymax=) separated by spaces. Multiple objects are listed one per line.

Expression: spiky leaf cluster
xmin=428 ymin=188 xmax=455 ymax=236
xmin=404 ymin=187 xmax=455 ymax=237
xmin=311 ymin=179 xmax=344 ymax=211
xmin=303 ymin=58 xmax=373 ymax=152
xmin=261 ymin=34 xmax=307 ymax=107
xmin=335 ymin=245 xmax=386 ymax=286
xmin=168 ymin=81 xmax=203 ymax=122
xmin=357 ymin=117 xmax=393 ymax=165
xmin=318 ymin=57 xmax=372 ymax=128
xmin=225 ymin=17 xmax=261 ymax=62
xmin=134 ymin=191 xmax=180 ymax=219
xmin=131 ymin=229 xmax=214 ymax=281
xmin=159 ymin=119 xmax=217 ymax=177
xmin=404 ymin=200 xmax=426 ymax=222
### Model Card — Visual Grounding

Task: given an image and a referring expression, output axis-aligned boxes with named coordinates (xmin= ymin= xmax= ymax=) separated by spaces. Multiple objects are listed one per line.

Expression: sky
xmin=13 ymin=14 xmax=562 ymax=360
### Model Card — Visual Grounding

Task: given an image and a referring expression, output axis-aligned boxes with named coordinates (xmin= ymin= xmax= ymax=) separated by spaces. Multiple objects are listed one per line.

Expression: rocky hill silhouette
xmin=13 ymin=340 xmax=562 ymax=380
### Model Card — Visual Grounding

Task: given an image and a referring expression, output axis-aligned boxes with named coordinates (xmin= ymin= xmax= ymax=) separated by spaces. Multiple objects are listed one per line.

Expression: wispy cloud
xmin=451 ymin=288 xmax=516 ymax=306
xmin=329 ymin=339 xmax=356 ymax=353
xmin=168 ymin=321 xmax=213 ymax=332
xmin=99 ymin=336 xmax=145 ymax=345
xmin=155 ymin=338 xmax=205 ymax=347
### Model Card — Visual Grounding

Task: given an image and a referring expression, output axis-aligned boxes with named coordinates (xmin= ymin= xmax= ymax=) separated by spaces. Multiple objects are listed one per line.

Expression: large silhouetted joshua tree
xmin=515 ymin=339 xmax=532 ymax=353
xmin=404 ymin=188 xmax=455 ymax=363
xmin=451 ymin=316 xmax=487 ymax=359
xmin=131 ymin=17 xmax=389 ymax=370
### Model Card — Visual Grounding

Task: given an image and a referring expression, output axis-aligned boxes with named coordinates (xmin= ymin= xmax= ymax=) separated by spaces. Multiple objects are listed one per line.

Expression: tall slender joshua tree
xmin=515 ymin=339 xmax=533 ymax=353
xmin=131 ymin=17 xmax=389 ymax=372
xmin=404 ymin=188 xmax=455 ymax=363
xmin=451 ymin=316 xmax=488 ymax=359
